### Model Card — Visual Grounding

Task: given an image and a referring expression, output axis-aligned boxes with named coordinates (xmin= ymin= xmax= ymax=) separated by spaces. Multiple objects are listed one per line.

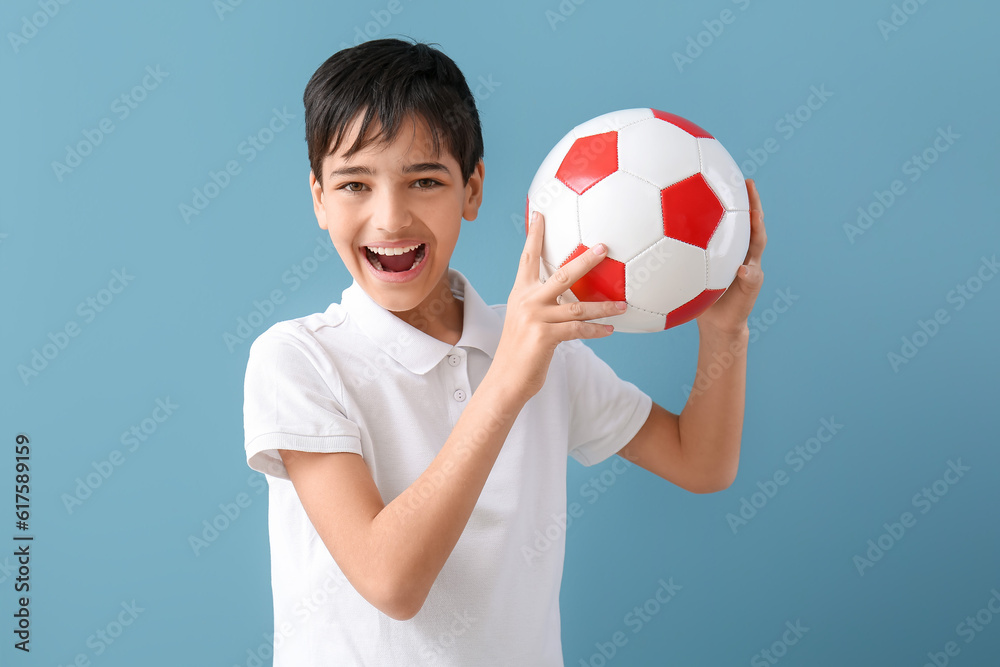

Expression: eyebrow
xmin=327 ymin=161 xmax=452 ymax=179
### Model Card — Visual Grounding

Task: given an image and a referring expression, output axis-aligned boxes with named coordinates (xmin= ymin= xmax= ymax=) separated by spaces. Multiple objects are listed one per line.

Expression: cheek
xmin=320 ymin=215 xmax=355 ymax=257
xmin=424 ymin=191 xmax=465 ymax=220
xmin=332 ymin=240 xmax=360 ymax=270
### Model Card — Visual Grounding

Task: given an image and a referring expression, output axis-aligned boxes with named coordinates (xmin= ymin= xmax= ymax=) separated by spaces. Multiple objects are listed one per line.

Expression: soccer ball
xmin=526 ymin=108 xmax=750 ymax=333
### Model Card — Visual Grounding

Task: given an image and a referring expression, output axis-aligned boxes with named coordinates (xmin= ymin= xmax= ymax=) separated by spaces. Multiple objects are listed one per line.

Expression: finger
xmin=550 ymin=298 xmax=627 ymax=323
xmin=517 ymin=210 xmax=546 ymax=287
xmin=743 ymin=211 xmax=767 ymax=267
xmin=747 ymin=178 xmax=763 ymax=218
xmin=743 ymin=180 xmax=767 ymax=267
xmin=539 ymin=241 xmax=609 ymax=302
xmin=737 ymin=263 xmax=765 ymax=290
xmin=552 ymin=319 xmax=615 ymax=341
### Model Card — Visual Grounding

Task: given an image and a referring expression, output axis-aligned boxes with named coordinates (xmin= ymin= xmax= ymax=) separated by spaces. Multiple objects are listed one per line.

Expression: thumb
xmin=738 ymin=264 xmax=764 ymax=293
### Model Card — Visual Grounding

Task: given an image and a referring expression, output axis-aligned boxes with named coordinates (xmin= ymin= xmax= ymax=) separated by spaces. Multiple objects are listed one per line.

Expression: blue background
xmin=3 ymin=0 xmax=999 ymax=665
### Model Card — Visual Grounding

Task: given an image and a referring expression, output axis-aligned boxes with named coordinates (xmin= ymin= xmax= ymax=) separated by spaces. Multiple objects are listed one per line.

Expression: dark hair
xmin=304 ymin=38 xmax=484 ymax=188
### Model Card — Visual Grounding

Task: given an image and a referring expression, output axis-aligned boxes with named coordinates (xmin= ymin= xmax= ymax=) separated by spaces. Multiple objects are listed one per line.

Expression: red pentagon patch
xmin=665 ymin=289 xmax=725 ymax=329
xmin=660 ymin=174 xmax=725 ymax=250
xmin=560 ymin=243 xmax=626 ymax=302
xmin=651 ymin=109 xmax=713 ymax=139
xmin=555 ymin=131 xmax=618 ymax=195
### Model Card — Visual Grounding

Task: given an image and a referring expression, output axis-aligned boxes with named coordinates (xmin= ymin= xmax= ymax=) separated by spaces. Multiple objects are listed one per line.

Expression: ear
xmin=461 ymin=159 xmax=485 ymax=222
xmin=310 ymin=169 xmax=328 ymax=230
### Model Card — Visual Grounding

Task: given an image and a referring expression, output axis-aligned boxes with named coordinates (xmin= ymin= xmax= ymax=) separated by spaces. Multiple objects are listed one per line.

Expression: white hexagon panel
xmin=533 ymin=181 xmax=580 ymax=270
xmin=570 ymin=107 xmax=653 ymax=139
xmin=706 ymin=210 xmax=751 ymax=290
xmin=578 ymin=171 xmax=663 ymax=263
xmin=589 ymin=305 xmax=667 ymax=332
xmin=698 ymin=137 xmax=751 ymax=212
xmin=619 ymin=118 xmax=701 ymax=189
xmin=626 ymin=237 xmax=707 ymax=314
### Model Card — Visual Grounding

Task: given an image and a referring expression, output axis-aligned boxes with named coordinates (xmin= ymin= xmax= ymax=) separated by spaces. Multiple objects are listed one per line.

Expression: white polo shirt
xmin=243 ymin=268 xmax=652 ymax=666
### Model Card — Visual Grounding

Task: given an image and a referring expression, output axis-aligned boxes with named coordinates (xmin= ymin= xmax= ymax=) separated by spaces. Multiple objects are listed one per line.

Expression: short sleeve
xmin=243 ymin=325 xmax=362 ymax=480
xmin=562 ymin=339 xmax=653 ymax=467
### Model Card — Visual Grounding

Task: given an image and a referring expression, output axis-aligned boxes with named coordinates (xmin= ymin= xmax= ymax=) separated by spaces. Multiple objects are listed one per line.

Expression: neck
xmin=397 ymin=273 xmax=464 ymax=345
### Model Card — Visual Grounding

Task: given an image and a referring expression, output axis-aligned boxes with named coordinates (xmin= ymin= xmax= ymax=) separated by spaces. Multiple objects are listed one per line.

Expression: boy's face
xmin=310 ymin=113 xmax=484 ymax=324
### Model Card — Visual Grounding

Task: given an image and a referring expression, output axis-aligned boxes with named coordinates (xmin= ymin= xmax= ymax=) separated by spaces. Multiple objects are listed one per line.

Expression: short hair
xmin=304 ymin=38 xmax=484 ymax=188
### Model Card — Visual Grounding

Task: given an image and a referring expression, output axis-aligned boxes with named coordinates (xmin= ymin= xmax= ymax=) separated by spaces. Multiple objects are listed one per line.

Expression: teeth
xmin=365 ymin=243 xmax=425 ymax=273
xmin=367 ymin=243 xmax=421 ymax=256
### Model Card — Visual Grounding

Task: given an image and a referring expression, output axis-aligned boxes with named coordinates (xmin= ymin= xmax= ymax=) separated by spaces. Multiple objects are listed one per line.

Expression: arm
xmin=616 ymin=179 xmax=767 ymax=493
xmin=280 ymin=210 xmax=626 ymax=621
xmin=279 ymin=367 xmax=524 ymax=621
xmin=617 ymin=326 xmax=748 ymax=493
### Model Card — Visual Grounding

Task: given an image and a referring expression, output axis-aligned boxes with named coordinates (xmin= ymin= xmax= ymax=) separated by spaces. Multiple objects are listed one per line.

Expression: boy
xmin=243 ymin=38 xmax=766 ymax=665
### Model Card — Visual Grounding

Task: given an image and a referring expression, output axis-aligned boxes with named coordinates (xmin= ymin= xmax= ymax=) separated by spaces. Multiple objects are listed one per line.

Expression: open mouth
xmin=364 ymin=243 xmax=427 ymax=273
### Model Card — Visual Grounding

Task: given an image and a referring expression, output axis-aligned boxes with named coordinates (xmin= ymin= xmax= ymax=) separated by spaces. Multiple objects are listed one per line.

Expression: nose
xmin=372 ymin=186 xmax=412 ymax=234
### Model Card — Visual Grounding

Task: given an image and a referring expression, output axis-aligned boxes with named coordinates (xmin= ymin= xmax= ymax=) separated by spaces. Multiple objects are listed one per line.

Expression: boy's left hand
xmin=695 ymin=179 xmax=767 ymax=336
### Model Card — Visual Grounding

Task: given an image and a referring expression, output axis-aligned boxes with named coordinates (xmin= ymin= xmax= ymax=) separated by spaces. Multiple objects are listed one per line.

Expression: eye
xmin=414 ymin=178 xmax=441 ymax=189
xmin=339 ymin=182 xmax=367 ymax=193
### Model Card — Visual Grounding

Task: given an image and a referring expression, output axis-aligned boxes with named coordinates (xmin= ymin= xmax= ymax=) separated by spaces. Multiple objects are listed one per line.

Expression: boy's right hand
xmin=493 ymin=210 xmax=627 ymax=402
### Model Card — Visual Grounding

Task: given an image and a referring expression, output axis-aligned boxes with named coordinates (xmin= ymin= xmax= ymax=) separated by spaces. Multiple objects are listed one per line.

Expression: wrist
xmin=697 ymin=319 xmax=750 ymax=342
xmin=481 ymin=363 xmax=532 ymax=411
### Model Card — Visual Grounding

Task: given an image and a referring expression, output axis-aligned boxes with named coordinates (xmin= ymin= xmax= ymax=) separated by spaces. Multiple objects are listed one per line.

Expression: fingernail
xmin=616 ymin=301 xmax=627 ymax=310
xmin=592 ymin=243 xmax=606 ymax=255
xmin=604 ymin=324 xmax=614 ymax=333
xmin=531 ymin=211 xmax=539 ymax=224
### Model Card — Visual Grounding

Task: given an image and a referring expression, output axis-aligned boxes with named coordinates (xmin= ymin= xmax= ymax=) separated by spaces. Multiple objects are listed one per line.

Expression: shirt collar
xmin=339 ymin=268 xmax=503 ymax=375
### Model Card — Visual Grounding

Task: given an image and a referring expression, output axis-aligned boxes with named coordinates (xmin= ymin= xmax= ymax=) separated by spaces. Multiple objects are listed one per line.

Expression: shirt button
xmin=448 ymin=354 xmax=461 ymax=367
xmin=453 ymin=389 xmax=467 ymax=402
